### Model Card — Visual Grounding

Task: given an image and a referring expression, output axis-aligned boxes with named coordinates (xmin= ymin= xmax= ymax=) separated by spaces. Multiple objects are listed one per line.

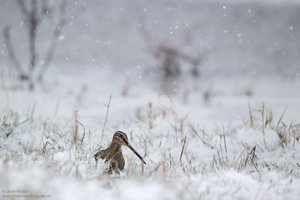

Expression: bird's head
xmin=112 ymin=131 xmax=129 ymax=145
xmin=112 ymin=131 xmax=146 ymax=165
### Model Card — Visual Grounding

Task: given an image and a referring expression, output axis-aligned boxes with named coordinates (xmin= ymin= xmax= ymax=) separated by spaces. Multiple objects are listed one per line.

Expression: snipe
xmin=94 ymin=131 xmax=146 ymax=174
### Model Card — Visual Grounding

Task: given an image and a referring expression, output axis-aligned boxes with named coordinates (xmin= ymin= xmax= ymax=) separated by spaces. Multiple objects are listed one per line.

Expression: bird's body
xmin=95 ymin=143 xmax=125 ymax=173
xmin=94 ymin=131 xmax=146 ymax=174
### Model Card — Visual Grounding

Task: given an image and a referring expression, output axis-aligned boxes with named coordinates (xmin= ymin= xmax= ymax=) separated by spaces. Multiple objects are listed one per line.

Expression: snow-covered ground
xmin=1 ymin=68 xmax=299 ymax=200
xmin=0 ymin=0 xmax=300 ymax=200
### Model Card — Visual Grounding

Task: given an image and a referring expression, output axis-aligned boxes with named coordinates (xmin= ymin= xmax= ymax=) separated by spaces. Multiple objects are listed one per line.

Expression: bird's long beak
xmin=127 ymin=144 xmax=147 ymax=165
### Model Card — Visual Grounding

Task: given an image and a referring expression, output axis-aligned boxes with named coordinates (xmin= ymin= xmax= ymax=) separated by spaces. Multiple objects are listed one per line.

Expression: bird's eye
xmin=121 ymin=135 xmax=128 ymax=144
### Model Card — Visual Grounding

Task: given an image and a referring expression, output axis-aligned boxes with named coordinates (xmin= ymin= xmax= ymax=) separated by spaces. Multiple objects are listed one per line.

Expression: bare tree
xmin=140 ymin=22 xmax=206 ymax=80
xmin=152 ymin=43 xmax=205 ymax=78
xmin=3 ymin=0 xmax=82 ymax=90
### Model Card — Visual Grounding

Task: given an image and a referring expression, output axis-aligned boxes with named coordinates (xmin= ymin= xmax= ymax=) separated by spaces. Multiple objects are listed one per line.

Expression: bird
xmin=94 ymin=131 xmax=146 ymax=174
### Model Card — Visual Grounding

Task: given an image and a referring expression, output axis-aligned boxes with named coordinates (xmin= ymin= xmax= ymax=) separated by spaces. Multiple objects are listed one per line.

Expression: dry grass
xmin=0 ymin=103 xmax=299 ymax=181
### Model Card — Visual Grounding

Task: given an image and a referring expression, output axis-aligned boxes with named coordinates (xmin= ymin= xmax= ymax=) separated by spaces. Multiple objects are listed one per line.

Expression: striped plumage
xmin=94 ymin=131 xmax=146 ymax=174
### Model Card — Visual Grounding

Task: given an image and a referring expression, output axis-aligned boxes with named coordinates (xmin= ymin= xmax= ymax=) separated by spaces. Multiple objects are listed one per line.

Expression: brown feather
xmin=94 ymin=131 xmax=145 ymax=174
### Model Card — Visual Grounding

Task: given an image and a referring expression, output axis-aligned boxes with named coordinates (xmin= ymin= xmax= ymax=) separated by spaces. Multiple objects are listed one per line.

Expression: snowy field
xmin=1 ymin=0 xmax=300 ymax=200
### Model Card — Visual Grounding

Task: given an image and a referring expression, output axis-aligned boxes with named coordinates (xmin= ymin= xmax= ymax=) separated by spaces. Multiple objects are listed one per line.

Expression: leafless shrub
xmin=145 ymin=40 xmax=205 ymax=79
xmin=3 ymin=0 xmax=84 ymax=90
xmin=156 ymin=44 xmax=205 ymax=78
xmin=140 ymin=22 xmax=206 ymax=93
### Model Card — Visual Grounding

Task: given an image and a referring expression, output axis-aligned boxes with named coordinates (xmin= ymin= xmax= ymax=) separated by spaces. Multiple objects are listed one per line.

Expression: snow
xmin=0 ymin=70 xmax=299 ymax=199
xmin=1 ymin=0 xmax=300 ymax=199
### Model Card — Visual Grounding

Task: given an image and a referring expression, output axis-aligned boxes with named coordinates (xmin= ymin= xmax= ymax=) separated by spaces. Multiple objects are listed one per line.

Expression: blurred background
xmin=0 ymin=0 xmax=299 ymax=126
xmin=0 ymin=2 xmax=300 ymax=199
xmin=0 ymin=0 xmax=299 ymax=79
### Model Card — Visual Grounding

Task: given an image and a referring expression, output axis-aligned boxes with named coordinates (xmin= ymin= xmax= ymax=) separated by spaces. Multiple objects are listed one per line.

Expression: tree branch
xmin=28 ymin=0 xmax=39 ymax=74
xmin=37 ymin=0 xmax=67 ymax=81
xmin=3 ymin=26 xmax=28 ymax=80
xmin=17 ymin=0 xmax=28 ymax=19
xmin=38 ymin=0 xmax=86 ymax=80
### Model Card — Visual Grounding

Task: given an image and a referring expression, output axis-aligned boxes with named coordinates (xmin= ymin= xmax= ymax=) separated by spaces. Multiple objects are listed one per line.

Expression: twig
xmin=217 ymin=151 xmax=223 ymax=167
xmin=76 ymin=120 xmax=86 ymax=146
xmin=101 ymin=95 xmax=112 ymax=143
xmin=248 ymin=103 xmax=254 ymax=128
xmin=261 ymin=103 xmax=265 ymax=134
xmin=276 ymin=107 xmax=287 ymax=129
xmin=179 ymin=136 xmax=187 ymax=163
xmin=249 ymin=146 xmax=256 ymax=163
xmin=28 ymin=0 xmax=39 ymax=79
xmin=189 ymin=125 xmax=214 ymax=148
xmin=42 ymin=141 xmax=58 ymax=155
xmin=73 ymin=111 xmax=78 ymax=145
xmin=260 ymin=103 xmax=267 ymax=148
xmin=223 ymin=134 xmax=228 ymax=163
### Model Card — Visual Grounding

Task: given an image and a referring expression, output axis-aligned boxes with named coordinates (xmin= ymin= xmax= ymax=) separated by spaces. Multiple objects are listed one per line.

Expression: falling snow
xmin=0 ymin=0 xmax=300 ymax=200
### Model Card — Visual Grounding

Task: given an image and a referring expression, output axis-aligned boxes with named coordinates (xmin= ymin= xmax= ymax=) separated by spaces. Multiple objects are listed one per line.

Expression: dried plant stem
xmin=179 ymin=136 xmax=187 ymax=163
xmin=73 ymin=111 xmax=78 ymax=145
xmin=276 ymin=107 xmax=287 ymax=130
xmin=248 ymin=103 xmax=254 ymax=128
xmin=260 ymin=103 xmax=267 ymax=148
xmin=101 ymin=95 xmax=112 ymax=143
xmin=76 ymin=120 xmax=86 ymax=146
xmin=261 ymin=103 xmax=265 ymax=134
